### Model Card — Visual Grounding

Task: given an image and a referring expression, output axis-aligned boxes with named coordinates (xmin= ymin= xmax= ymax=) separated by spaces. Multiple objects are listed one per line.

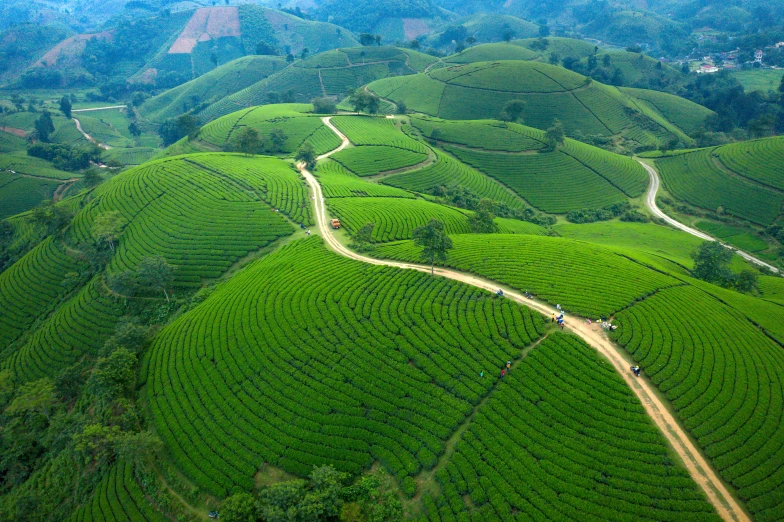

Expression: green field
xmin=315 ymin=160 xmax=415 ymax=198
xmin=694 ymin=221 xmax=769 ymax=252
xmin=655 ymin=140 xmax=784 ymax=225
xmin=331 ymin=146 xmax=428 ymax=177
xmin=731 ymin=69 xmax=784 ymax=93
xmin=0 ymin=172 xmax=61 ymax=218
xmin=368 ymin=60 xmax=705 ymax=148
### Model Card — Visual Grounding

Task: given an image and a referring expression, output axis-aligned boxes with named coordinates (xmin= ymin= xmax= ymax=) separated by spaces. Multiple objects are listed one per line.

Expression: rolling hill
xmin=197 ymin=46 xmax=438 ymax=122
xmin=368 ymin=60 xmax=710 ymax=148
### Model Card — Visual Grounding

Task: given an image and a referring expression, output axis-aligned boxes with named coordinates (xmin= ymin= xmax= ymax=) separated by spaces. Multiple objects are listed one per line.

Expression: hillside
xmin=0 ymin=106 xmax=783 ymax=522
xmin=368 ymin=60 xmax=710 ymax=149
xmin=138 ymin=55 xmax=287 ymax=123
xmin=197 ymin=46 xmax=438 ymax=122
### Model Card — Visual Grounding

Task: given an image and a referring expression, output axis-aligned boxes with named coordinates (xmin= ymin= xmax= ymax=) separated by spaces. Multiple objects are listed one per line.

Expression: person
xmin=551 ymin=313 xmax=556 ymax=323
xmin=480 ymin=370 xmax=484 ymax=378
xmin=556 ymin=304 xmax=561 ymax=310
xmin=501 ymin=369 xmax=506 ymax=377
xmin=560 ymin=322 xmax=565 ymax=331
xmin=506 ymin=361 xmax=511 ymax=369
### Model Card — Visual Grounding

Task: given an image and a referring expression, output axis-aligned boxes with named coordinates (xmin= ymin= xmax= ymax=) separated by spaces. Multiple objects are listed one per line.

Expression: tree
xmin=267 ymin=128 xmax=287 ymax=153
xmin=286 ymin=53 xmax=294 ymax=63
xmin=735 ymin=269 xmax=759 ymax=293
xmin=88 ymin=347 xmax=136 ymax=402
xmin=779 ymin=74 xmax=784 ymax=94
xmin=312 ymin=97 xmax=336 ymax=114
xmin=73 ymin=423 xmax=123 ymax=464
xmin=545 ymin=119 xmax=565 ymax=150
xmin=500 ymin=99 xmax=525 ymax=123
xmin=210 ymin=51 xmax=218 ymax=66
xmin=503 ymin=30 xmax=516 ymax=42
xmin=82 ymin=169 xmax=103 ymax=188
xmin=107 ymin=269 xmax=138 ymax=296
xmin=359 ymin=33 xmax=377 ymax=46
xmin=466 ymin=36 xmax=476 ymax=46
xmin=409 ymin=39 xmax=420 ymax=49
xmin=91 ymin=210 xmax=127 ymax=251
xmin=59 ymin=96 xmax=72 ymax=119
xmin=234 ymin=127 xmax=264 ymax=155
xmin=350 ymin=91 xmax=380 ymax=114
xmin=351 ymin=223 xmax=375 ymax=251
xmin=296 ymin=142 xmax=317 ymax=170
xmin=300 ymin=47 xmax=309 ymax=60
xmin=4 ymin=379 xmax=56 ymax=420
xmin=467 ymin=199 xmax=498 ymax=233
xmin=128 ymin=121 xmax=141 ymax=138
xmin=538 ymin=25 xmax=549 ymax=37
xmin=691 ymin=241 xmax=733 ymax=285
xmin=104 ymin=316 xmax=149 ymax=354
xmin=158 ymin=114 xmax=200 ymax=146
xmin=413 ymin=219 xmax=453 ymax=275
xmin=221 ymin=493 xmax=261 ymax=522
xmin=136 ymin=255 xmax=175 ymax=302
xmin=396 ymin=100 xmax=407 ymax=115
xmin=256 ymin=40 xmax=278 ymax=55
xmin=34 ymin=111 xmax=55 ymax=142
xmin=31 ymin=199 xmax=74 ymax=236
xmin=116 ymin=430 xmax=163 ymax=466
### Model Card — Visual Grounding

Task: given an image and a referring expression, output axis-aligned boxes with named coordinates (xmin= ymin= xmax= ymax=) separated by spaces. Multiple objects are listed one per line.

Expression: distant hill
xmin=368 ymin=60 xmax=711 ymax=149
xmin=313 ymin=0 xmax=446 ymax=42
xmin=8 ymin=5 xmax=357 ymax=89
xmin=0 ymin=24 xmax=75 ymax=85
xmin=196 ymin=46 xmax=438 ymax=122
xmin=425 ymin=13 xmax=539 ymax=49
xmin=139 ymin=55 xmax=288 ymax=123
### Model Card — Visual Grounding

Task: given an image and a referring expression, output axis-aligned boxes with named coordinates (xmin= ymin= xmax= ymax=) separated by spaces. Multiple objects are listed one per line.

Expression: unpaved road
xmin=71 ymin=105 xmax=126 ymax=113
xmin=300 ymin=117 xmax=750 ymax=522
xmin=73 ymin=117 xmax=111 ymax=150
xmin=640 ymin=159 xmax=779 ymax=274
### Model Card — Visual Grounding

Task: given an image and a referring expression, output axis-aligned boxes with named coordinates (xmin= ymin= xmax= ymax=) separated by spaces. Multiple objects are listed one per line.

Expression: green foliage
xmin=313 ymin=97 xmax=337 ymax=114
xmin=27 ymin=142 xmax=98 ymax=172
xmin=158 ymin=114 xmax=201 ymax=146
xmin=234 ymin=127 xmax=264 ymax=155
xmin=136 ymin=256 xmax=176 ymax=302
xmin=499 ymin=99 xmax=525 ymax=123
xmin=4 ymin=378 xmax=56 ymax=419
xmin=33 ymin=111 xmax=55 ymax=143
xmin=413 ymin=218 xmax=453 ymax=274
xmin=351 ymin=223 xmax=376 ymax=251
xmin=350 ymin=91 xmax=381 ymax=115
xmin=332 ymin=146 xmax=427 ymax=177
xmin=91 ymin=211 xmax=127 ymax=252
xmin=59 ymin=97 xmax=72 ymax=120
xmin=146 ymin=238 xmax=545 ymax=495
xmin=544 ymin=118 xmax=565 ymax=150
xmin=296 ymin=142 xmax=317 ymax=169
xmin=88 ymin=348 xmax=137 ymax=403
xmin=466 ymin=199 xmax=498 ymax=233
xmin=221 ymin=493 xmax=261 ymax=522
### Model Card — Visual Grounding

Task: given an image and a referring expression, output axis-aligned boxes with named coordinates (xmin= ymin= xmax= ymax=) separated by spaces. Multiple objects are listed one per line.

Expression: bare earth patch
xmin=168 ymin=7 xmax=240 ymax=54
xmin=402 ymin=18 xmax=430 ymax=41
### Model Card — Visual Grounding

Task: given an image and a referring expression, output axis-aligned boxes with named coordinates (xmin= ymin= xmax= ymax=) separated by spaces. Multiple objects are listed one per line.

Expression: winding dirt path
xmin=640 ymin=159 xmax=779 ymax=274
xmin=300 ymin=117 xmax=750 ymax=522
xmin=71 ymin=105 xmax=127 ymax=112
xmin=73 ymin=117 xmax=111 ymax=150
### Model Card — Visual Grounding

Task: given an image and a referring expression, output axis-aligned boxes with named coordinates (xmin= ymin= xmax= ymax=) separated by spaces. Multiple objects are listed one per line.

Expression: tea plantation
xmin=654 ymin=138 xmax=784 ymax=225
xmin=613 ymin=285 xmax=784 ymax=521
xmin=367 ymin=60 xmax=705 ymax=147
xmin=145 ymin=238 xmax=547 ymax=494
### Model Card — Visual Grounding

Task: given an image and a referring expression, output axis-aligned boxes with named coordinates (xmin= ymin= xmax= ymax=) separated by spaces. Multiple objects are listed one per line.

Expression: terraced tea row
xmin=331 ymin=146 xmax=428 ymax=177
xmin=410 ymin=117 xmax=546 ymax=152
xmin=425 ymin=333 xmax=719 ymax=522
xmin=654 ymin=148 xmax=783 ymax=225
xmin=145 ymin=238 xmax=546 ymax=495
xmin=331 ymin=116 xmax=428 ymax=153
xmin=68 ymin=461 xmax=166 ymax=522
xmin=0 ymin=237 xmax=84 ymax=353
xmin=69 ymin=154 xmax=299 ymax=287
xmin=613 ymin=285 xmax=784 ymax=521
xmin=714 ymin=136 xmax=784 ymax=190
xmin=6 ymin=278 xmax=123 ymax=383
xmin=315 ymin=160 xmax=414 ymax=199
xmin=382 ymin=152 xmax=525 ymax=209
xmin=373 ymin=234 xmax=678 ymax=317
xmin=446 ymin=145 xmax=630 ymax=213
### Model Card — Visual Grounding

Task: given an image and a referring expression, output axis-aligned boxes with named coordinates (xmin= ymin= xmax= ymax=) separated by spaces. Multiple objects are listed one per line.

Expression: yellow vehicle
xmin=330 ymin=219 xmax=341 ymax=229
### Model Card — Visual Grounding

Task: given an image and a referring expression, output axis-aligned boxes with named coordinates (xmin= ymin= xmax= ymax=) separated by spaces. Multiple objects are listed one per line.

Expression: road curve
xmin=640 ymin=159 xmax=779 ymax=274
xmin=299 ymin=117 xmax=750 ymax=522
xmin=73 ymin=118 xmax=111 ymax=150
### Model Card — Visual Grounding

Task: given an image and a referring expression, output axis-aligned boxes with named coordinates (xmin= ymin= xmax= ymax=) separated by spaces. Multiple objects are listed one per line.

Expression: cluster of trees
xmin=430 ymin=185 xmax=556 ymax=227
xmin=566 ymin=202 xmax=648 ymax=224
xmin=350 ymin=223 xmax=376 ymax=251
xmin=413 ymin=218 xmax=453 ymax=275
xmin=220 ymin=466 xmax=402 ymax=522
xmin=359 ymin=33 xmax=383 ymax=46
xmin=107 ymin=255 xmax=176 ymax=302
xmin=158 ymin=114 xmax=201 ymax=146
xmin=81 ymin=19 xmax=160 ymax=76
xmin=230 ymin=127 xmax=288 ymax=155
xmin=295 ymin=142 xmax=317 ymax=169
xmin=28 ymin=142 xmax=102 ymax=171
xmin=349 ymin=91 xmax=381 ymax=114
xmin=691 ymin=241 xmax=759 ymax=292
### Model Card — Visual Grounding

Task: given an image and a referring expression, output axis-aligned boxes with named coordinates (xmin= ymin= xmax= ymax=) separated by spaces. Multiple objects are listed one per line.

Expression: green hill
xmin=139 ymin=55 xmax=287 ymax=123
xmin=368 ymin=60 xmax=708 ymax=149
xmin=654 ymin=137 xmax=784 ymax=226
xmin=198 ymin=46 xmax=438 ymax=122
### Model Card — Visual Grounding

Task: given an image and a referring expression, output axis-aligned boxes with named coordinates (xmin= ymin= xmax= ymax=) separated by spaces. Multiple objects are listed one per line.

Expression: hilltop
xmin=368 ymin=60 xmax=711 ymax=150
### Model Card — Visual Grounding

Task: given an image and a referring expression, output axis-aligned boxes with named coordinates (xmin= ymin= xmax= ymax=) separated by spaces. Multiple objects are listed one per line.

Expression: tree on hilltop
xmin=413 ymin=219 xmax=453 ymax=275
xmin=267 ymin=128 xmax=287 ymax=153
xmin=545 ymin=119 xmax=565 ymax=150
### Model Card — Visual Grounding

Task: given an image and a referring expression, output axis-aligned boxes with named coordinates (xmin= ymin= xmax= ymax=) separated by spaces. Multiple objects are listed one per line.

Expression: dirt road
xmin=73 ymin=117 xmax=111 ymax=150
xmin=299 ymin=117 xmax=750 ymax=522
xmin=71 ymin=105 xmax=127 ymax=113
xmin=640 ymin=159 xmax=779 ymax=274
